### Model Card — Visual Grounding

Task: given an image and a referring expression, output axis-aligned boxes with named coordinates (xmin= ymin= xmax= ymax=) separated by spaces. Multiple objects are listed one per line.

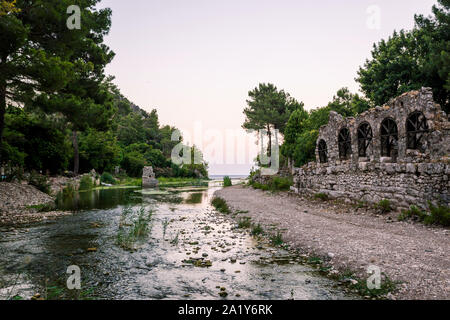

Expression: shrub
xmin=251 ymin=224 xmax=263 ymax=236
xmin=211 ymin=197 xmax=231 ymax=214
xmin=223 ymin=176 xmax=232 ymax=187
xmin=251 ymin=176 xmax=292 ymax=192
xmin=101 ymin=172 xmax=116 ymax=185
xmin=267 ymin=176 xmax=292 ymax=191
xmin=121 ymin=151 xmax=146 ymax=178
xmin=375 ymin=199 xmax=393 ymax=214
xmin=28 ymin=171 xmax=51 ymax=194
xmin=270 ymin=231 xmax=284 ymax=246
xmin=79 ymin=175 xmax=94 ymax=191
xmin=314 ymin=193 xmax=329 ymax=201
xmin=426 ymin=203 xmax=450 ymax=227
xmin=398 ymin=205 xmax=427 ymax=222
xmin=252 ymin=182 xmax=269 ymax=191
xmin=398 ymin=203 xmax=449 ymax=227
xmin=237 ymin=217 xmax=251 ymax=229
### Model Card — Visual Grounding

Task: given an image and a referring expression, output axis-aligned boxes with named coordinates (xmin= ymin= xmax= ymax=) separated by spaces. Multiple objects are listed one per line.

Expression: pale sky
xmin=99 ymin=0 xmax=436 ymax=175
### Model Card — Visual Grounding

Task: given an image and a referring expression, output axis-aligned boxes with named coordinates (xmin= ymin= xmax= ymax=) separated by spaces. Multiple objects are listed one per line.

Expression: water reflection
xmin=0 ymin=180 xmax=355 ymax=300
xmin=56 ymin=187 xmax=142 ymax=211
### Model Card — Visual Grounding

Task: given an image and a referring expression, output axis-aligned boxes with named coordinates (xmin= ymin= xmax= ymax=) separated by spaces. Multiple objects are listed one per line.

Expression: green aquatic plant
xmin=117 ymin=206 xmax=153 ymax=250
xmin=158 ymin=177 xmax=209 ymax=188
xmin=185 ymin=193 xmax=203 ymax=204
xmin=170 ymin=232 xmax=180 ymax=246
xmin=162 ymin=217 xmax=170 ymax=239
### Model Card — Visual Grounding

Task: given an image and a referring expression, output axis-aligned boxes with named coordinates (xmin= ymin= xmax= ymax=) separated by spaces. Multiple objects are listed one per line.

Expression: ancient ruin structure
xmin=142 ymin=166 xmax=159 ymax=188
xmin=291 ymin=88 xmax=450 ymax=209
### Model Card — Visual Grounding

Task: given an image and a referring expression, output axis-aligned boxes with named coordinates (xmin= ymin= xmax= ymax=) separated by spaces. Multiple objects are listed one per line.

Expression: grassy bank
xmin=158 ymin=177 xmax=209 ymax=188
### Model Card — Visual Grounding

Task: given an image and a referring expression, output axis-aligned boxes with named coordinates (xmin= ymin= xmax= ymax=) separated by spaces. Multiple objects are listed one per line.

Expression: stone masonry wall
xmin=291 ymin=88 xmax=450 ymax=209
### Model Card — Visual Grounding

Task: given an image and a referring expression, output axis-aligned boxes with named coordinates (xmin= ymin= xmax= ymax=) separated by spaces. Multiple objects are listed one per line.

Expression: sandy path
xmin=215 ymin=186 xmax=450 ymax=300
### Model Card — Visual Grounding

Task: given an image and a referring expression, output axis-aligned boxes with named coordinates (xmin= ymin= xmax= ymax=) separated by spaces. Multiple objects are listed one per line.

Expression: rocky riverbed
xmin=0 ymin=182 xmax=70 ymax=226
xmin=0 ymin=182 xmax=358 ymax=300
xmin=215 ymin=186 xmax=450 ymax=300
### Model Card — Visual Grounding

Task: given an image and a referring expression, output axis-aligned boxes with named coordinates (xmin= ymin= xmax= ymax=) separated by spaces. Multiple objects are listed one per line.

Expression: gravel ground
xmin=215 ymin=186 xmax=450 ymax=300
xmin=0 ymin=182 xmax=68 ymax=226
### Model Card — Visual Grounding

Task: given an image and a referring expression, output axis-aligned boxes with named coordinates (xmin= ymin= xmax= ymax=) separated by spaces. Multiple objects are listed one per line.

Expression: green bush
xmin=223 ymin=176 xmax=232 ymax=187
xmin=251 ymin=176 xmax=292 ymax=192
xmin=398 ymin=203 xmax=449 ymax=227
xmin=252 ymin=182 xmax=269 ymax=191
xmin=270 ymin=231 xmax=284 ymax=246
xmin=101 ymin=172 xmax=116 ymax=185
xmin=398 ymin=205 xmax=427 ymax=222
xmin=79 ymin=175 xmax=94 ymax=191
xmin=427 ymin=203 xmax=450 ymax=227
xmin=237 ymin=217 xmax=251 ymax=229
xmin=268 ymin=176 xmax=292 ymax=191
xmin=251 ymin=224 xmax=263 ymax=236
xmin=28 ymin=171 xmax=51 ymax=194
xmin=211 ymin=197 xmax=231 ymax=214
xmin=375 ymin=199 xmax=393 ymax=214
xmin=121 ymin=151 xmax=146 ymax=178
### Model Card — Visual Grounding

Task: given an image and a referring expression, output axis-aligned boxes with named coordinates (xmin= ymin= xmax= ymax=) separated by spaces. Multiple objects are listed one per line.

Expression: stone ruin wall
xmin=291 ymin=88 xmax=450 ymax=209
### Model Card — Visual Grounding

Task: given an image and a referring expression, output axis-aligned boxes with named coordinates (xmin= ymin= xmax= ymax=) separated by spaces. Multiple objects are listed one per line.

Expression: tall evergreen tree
xmin=357 ymin=0 xmax=449 ymax=112
xmin=31 ymin=0 xmax=115 ymax=174
xmin=242 ymin=83 xmax=302 ymax=157
xmin=0 ymin=0 xmax=75 ymax=165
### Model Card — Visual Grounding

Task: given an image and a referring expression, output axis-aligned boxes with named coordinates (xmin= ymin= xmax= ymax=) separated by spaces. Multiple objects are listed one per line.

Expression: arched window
xmin=406 ymin=111 xmax=428 ymax=151
xmin=380 ymin=118 xmax=398 ymax=158
xmin=338 ymin=128 xmax=352 ymax=160
xmin=357 ymin=123 xmax=373 ymax=157
xmin=318 ymin=139 xmax=328 ymax=163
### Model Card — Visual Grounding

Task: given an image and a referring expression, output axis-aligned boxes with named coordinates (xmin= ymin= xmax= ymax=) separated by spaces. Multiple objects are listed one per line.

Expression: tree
xmin=78 ymin=128 xmax=120 ymax=173
xmin=357 ymin=0 xmax=449 ymax=112
xmin=281 ymin=107 xmax=308 ymax=159
xmin=33 ymin=0 xmax=115 ymax=174
xmin=281 ymin=88 xmax=370 ymax=167
xmin=243 ymin=83 xmax=302 ymax=157
xmin=0 ymin=0 xmax=74 ymax=165
xmin=415 ymin=0 xmax=450 ymax=111
xmin=327 ymin=88 xmax=371 ymax=117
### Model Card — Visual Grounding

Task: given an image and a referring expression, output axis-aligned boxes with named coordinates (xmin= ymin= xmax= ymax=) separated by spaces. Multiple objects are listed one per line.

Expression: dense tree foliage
xmin=281 ymin=88 xmax=371 ymax=167
xmin=357 ymin=0 xmax=450 ymax=112
xmin=281 ymin=1 xmax=448 ymax=169
xmin=243 ymin=83 xmax=303 ymax=156
xmin=0 ymin=0 xmax=208 ymax=179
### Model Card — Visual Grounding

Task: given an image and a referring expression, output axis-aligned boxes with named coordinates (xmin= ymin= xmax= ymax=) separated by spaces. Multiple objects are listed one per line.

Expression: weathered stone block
xmin=142 ymin=166 xmax=158 ymax=188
